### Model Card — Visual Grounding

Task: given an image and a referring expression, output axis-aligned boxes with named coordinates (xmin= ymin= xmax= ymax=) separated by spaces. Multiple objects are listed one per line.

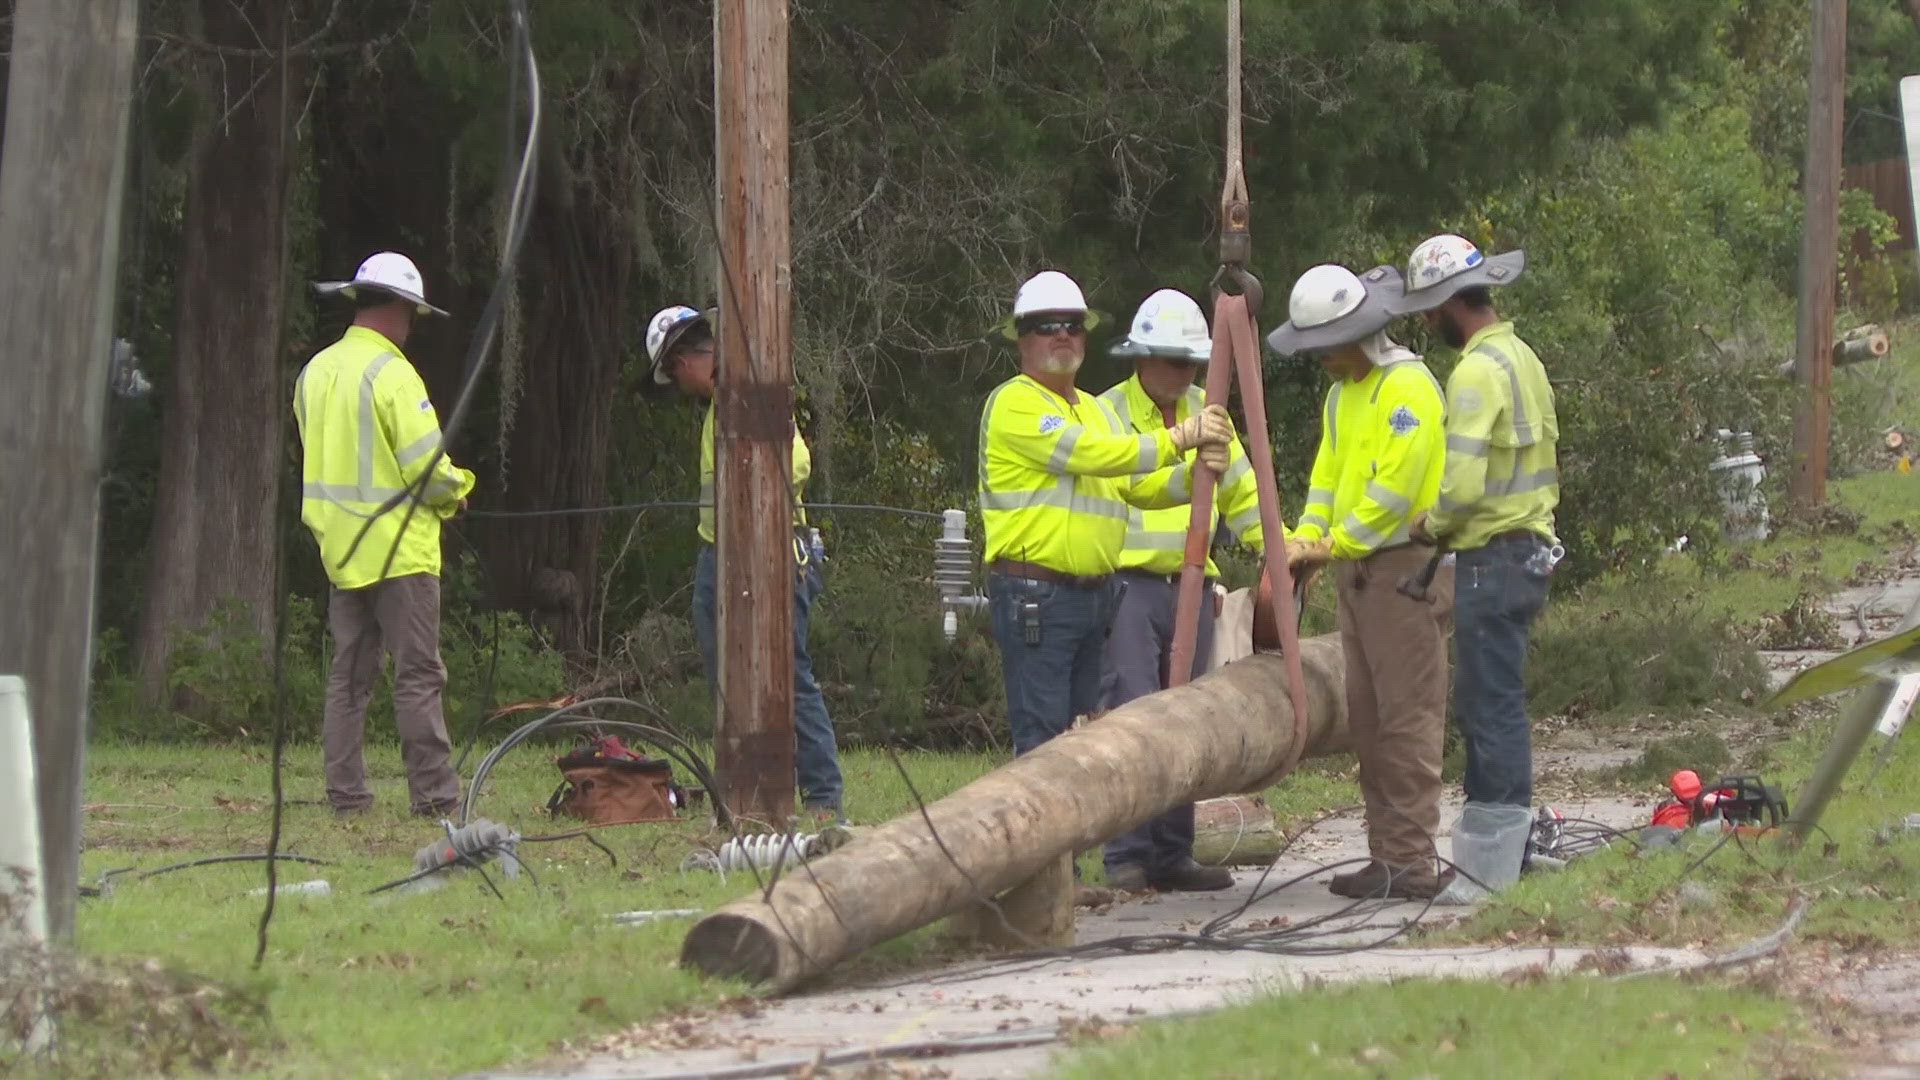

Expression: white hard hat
xmin=645 ymin=304 xmax=712 ymax=386
xmin=996 ymin=270 xmax=1105 ymax=339
xmin=312 ymin=251 xmax=448 ymax=317
xmin=1112 ymin=289 xmax=1210 ymax=362
xmin=1390 ymin=233 xmax=1525 ymax=315
xmin=1264 ymin=264 xmax=1403 ymax=357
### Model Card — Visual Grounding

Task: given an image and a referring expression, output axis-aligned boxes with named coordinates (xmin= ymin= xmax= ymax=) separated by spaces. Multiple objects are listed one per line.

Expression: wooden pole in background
xmin=1791 ymin=0 xmax=1847 ymax=511
xmin=713 ymin=0 xmax=797 ymax=824
xmin=0 ymin=0 xmax=140 ymax=939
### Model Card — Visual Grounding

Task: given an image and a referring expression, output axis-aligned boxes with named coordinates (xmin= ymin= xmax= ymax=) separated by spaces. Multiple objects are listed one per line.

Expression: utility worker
xmin=1269 ymin=263 xmax=1452 ymax=899
xmin=1395 ymin=235 xmax=1559 ymax=820
xmin=1096 ymin=288 xmax=1270 ymax=893
xmin=645 ymin=305 xmax=844 ymax=821
xmin=977 ymin=270 xmax=1235 ymax=759
xmin=298 ymin=252 xmax=475 ymax=817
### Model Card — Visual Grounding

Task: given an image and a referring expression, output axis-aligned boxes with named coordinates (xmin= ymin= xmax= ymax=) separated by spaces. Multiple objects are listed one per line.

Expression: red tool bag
xmin=547 ymin=735 xmax=683 ymax=824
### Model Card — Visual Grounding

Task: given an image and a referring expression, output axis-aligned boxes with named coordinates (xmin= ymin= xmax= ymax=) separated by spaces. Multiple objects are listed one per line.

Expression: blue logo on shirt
xmin=1039 ymin=414 xmax=1065 ymax=435
xmin=1388 ymin=405 xmax=1420 ymax=435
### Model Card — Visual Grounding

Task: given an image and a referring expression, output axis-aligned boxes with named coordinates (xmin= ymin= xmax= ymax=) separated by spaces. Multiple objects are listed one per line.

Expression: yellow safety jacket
xmin=294 ymin=325 xmax=476 ymax=590
xmin=1096 ymin=375 xmax=1272 ymax=577
xmin=1427 ymin=322 xmax=1560 ymax=549
xmin=697 ymin=401 xmax=810 ymax=552
xmin=977 ymin=374 xmax=1192 ymax=578
xmin=1291 ymin=359 xmax=1445 ymax=560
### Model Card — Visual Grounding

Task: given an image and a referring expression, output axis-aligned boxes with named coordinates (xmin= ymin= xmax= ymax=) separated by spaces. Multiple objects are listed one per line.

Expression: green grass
xmin=64 ymin=742 xmax=998 ymax=1078
xmin=60 ymin=738 xmax=1355 ymax=1077
xmin=1048 ymin=976 xmax=1825 ymax=1079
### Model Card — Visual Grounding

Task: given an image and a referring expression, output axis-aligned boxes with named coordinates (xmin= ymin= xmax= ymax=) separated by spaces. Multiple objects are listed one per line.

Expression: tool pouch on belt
xmin=549 ymin=754 xmax=679 ymax=825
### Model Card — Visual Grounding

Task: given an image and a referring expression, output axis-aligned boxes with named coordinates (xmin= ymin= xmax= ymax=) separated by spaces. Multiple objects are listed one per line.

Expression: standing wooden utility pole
xmin=713 ymin=0 xmax=797 ymax=824
xmin=0 ymin=0 xmax=140 ymax=940
xmin=1791 ymin=0 xmax=1847 ymax=511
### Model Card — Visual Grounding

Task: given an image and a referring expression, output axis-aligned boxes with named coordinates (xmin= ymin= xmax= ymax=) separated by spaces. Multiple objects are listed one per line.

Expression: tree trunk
xmin=681 ymin=636 xmax=1352 ymax=992
xmin=135 ymin=0 xmax=301 ymax=699
xmin=484 ymin=171 xmax=631 ymax=653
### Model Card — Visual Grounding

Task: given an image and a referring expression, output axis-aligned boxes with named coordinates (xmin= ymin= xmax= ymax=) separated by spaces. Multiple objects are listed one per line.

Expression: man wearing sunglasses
xmin=1269 ymin=263 xmax=1453 ymax=901
xmin=977 ymin=271 xmax=1236 ymax=770
xmin=1094 ymin=288 xmax=1273 ymax=893
xmin=644 ymin=304 xmax=844 ymax=824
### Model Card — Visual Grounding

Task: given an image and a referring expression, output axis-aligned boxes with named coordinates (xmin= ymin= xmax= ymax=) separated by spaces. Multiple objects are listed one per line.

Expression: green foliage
xmin=1528 ymin=589 xmax=1769 ymax=721
xmin=1433 ymin=94 xmax=1800 ymax=581
xmin=91 ymin=568 xmax=565 ymax=746
xmin=1612 ymin=729 xmax=1735 ymax=786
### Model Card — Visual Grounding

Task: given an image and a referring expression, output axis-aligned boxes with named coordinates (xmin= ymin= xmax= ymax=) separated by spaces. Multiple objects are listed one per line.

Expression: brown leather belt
xmin=987 ymin=558 xmax=1110 ymax=590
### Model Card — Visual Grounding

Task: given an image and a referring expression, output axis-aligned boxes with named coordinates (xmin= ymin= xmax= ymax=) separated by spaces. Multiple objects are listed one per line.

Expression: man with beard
xmin=976 ymin=270 xmax=1236 ymax=760
xmin=1395 ymin=235 xmax=1560 ymax=826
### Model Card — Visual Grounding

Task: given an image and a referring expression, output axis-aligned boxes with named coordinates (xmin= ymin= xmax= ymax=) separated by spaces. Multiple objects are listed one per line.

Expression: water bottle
xmin=808 ymin=527 xmax=826 ymax=565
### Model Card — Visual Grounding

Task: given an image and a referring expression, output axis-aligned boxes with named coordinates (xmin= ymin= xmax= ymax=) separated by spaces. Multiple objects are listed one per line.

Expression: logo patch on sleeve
xmin=1388 ymin=405 xmax=1420 ymax=435
xmin=419 ymin=398 xmax=434 ymax=413
xmin=1039 ymin=414 xmax=1065 ymax=435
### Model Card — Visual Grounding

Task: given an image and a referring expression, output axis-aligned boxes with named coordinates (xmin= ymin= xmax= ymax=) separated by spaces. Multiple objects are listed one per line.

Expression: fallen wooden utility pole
xmin=712 ymin=0 xmax=797 ymax=824
xmin=0 ymin=0 xmax=140 ymax=941
xmin=682 ymin=634 xmax=1352 ymax=993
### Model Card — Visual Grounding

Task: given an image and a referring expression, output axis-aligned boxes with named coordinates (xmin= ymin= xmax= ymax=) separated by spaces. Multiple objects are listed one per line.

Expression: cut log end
xmin=680 ymin=912 xmax=783 ymax=985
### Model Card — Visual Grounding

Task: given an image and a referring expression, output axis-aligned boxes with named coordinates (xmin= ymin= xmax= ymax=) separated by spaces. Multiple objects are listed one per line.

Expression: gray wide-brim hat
xmin=1265 ymin=265 xmax=1404 ymax=357
xmin=1389 ymin=249 xmax=1525 ymax=316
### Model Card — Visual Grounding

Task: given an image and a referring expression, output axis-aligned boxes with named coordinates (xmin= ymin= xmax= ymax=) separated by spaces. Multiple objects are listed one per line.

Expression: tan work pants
xmin=323 ymin=573 xmax=462 ymax=814
xmin=1335 ymin=545 xmax=1454 ymax=874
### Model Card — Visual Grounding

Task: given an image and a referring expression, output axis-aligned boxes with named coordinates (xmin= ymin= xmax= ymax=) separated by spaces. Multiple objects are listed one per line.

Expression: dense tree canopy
xmin=26 ymin=0 xmax=1914 ymax=741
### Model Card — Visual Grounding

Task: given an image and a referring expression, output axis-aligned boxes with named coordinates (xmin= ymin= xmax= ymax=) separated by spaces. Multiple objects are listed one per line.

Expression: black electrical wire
xmin=458 ymin=701 xmax=722 ymax=826
xmin=520 ymin=828 xmax=619 ymax=868
xmin=333 ymin=0 xmax=541 ymax=579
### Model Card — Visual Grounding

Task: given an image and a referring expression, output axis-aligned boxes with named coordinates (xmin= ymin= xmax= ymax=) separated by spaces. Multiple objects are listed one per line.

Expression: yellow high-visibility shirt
xmin=293 ymin=325 xmax=476 ymax=590
xmin=1427 ymin=321 xmax=1560 ymax=549
xmin=1290 ymin=359 xmax=1445 ymax=561
xmin=1096 ymin=375 xmax=1274 ymax=577
xmin=697 ymin=401 xmax=811 ymax=548
xmin=977 ymin=374 xmax=1191 ymax=577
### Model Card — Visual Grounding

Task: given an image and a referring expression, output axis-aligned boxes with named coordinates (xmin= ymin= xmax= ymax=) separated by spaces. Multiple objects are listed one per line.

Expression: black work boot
xmin=1148 ymin=858 xmax=1234 ymax=892
xmin=1328 ymin=860 xmax=1384 ymax=896
xmin=1105 ymin=863 xmax=1152 ymax=892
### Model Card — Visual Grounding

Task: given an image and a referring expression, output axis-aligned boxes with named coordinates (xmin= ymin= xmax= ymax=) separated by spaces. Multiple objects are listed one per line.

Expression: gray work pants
xmin=1101 ymin=570 xmax=1214 ymax=874
xmin=322 ymin=573 xmax=462 ymax=814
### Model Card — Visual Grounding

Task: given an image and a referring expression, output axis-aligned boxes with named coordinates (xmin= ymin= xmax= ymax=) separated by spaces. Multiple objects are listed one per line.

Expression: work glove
xmin=1285 ymin=537 xmax=1332 ymax=568
xmin=1198 ymin=441 xmax=1231 ymax=475
xmin=1168 ymin=404 xmax=1236 ymax=453
xmin=1408 ymin=510 xmax=1435 ymax=545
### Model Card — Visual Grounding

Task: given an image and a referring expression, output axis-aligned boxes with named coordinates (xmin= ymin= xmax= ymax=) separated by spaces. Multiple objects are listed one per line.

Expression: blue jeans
xmin=1452 ymin=534 xmax=1552 ymax=807
xmin=1101 ymin=571 xmax=1213 ymax=874
xmin=693 ymin=544 xmax=844 ymax=810
xmin=988 ymin=571 xmax=1117 ymax=756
